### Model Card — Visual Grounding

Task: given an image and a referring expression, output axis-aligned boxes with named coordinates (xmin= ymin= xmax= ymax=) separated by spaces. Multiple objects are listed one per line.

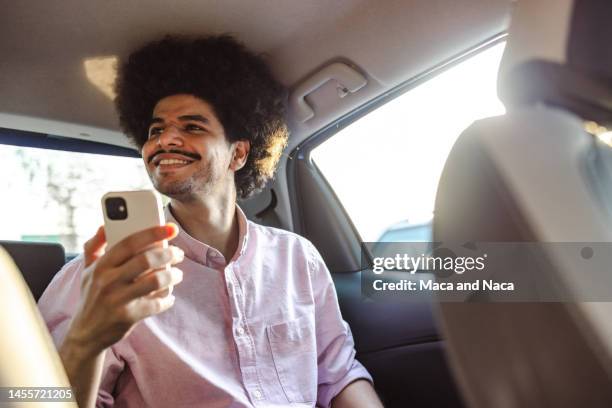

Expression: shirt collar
xmin=164 ymin=204 xmax=249 ymax=269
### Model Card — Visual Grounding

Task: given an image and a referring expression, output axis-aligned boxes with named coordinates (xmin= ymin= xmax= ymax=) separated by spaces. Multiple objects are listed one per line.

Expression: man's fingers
xmin=98 ymin=223 xmax=179 ymax=269
xmin=84 ymin=226 xmax=107 ymax=267
xmin=146 ymin=285 xmax=173 ymax=299
xmin=109 ymin=246 xmax=184 ymax=284
xmin=115 ymin=267 xmax=183 ymax=304
xmin=124 ymin=294 xmax=177 ymax=322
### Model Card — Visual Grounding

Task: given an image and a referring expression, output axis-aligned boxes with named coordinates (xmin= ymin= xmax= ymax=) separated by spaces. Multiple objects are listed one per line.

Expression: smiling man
xmin=38 ymin=35 xmax=382 ymax=408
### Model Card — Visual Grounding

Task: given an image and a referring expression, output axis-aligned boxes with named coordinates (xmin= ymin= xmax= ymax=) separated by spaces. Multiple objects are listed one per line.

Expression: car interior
xmin=2 ymin=0 xmax=612 ymax=407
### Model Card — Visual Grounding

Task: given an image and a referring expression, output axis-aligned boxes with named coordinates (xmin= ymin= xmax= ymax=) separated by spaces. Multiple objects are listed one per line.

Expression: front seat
xmin=0 ymin=246 xmax=76 ymax=407
xmin=434 ymin=0 xmax=612 ymax=407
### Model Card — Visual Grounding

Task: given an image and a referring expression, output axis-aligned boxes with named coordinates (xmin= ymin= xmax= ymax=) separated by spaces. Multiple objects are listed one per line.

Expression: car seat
xmin=0 ymin=246 xmax=76 ymax=407
xmin=433 ymin=0 xmax=612 ymax=407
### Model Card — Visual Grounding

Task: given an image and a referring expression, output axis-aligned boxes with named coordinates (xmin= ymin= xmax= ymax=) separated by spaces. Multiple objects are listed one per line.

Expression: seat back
xmin=0 ymin=246 xmax=76 ymax=407
xmin=0 ymin=241 xmax=65 ymax=301
xmin=434 ymin=0 xmax=612 ymax=406
xmin=434 ymin=108 xmax=612 ymax=407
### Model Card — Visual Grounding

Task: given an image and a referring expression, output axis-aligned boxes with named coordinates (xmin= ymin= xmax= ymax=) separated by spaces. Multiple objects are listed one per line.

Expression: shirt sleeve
xmin=306 ymin=242 xmax=374 ymax=408
xmin=37 ymin=256 xmax=126 ymax=407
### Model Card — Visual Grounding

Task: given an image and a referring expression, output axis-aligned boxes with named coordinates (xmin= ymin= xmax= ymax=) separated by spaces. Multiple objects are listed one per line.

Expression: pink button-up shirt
xmin=38 ymin=205 xmax=372 ymax=407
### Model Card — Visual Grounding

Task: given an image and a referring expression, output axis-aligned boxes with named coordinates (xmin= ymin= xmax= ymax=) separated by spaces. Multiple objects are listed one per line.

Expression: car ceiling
xmin=0 ymin=0 xmax=511 ymax=151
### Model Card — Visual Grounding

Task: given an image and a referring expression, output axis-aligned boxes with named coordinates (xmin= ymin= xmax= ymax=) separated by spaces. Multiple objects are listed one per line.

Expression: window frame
xmin=0 ymin=127 xmax=139 ymax=157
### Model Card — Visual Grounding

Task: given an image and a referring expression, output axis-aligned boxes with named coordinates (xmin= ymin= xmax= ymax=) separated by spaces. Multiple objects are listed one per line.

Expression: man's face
xmin=141 ymin=94 xmax=234 ymax=200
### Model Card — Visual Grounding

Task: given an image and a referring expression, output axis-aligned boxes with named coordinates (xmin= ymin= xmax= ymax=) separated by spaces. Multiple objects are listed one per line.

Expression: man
xmin=38 ymin=35 xmax=382 ymax=407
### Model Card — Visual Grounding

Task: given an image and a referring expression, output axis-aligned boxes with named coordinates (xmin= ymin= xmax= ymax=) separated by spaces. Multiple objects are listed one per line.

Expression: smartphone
xmin=101 ymin=190 xmax=166 ymax=249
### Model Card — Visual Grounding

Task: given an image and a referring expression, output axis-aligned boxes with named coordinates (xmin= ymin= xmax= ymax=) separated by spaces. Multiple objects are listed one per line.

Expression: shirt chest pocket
xmin=266 ymin=315 xmax=317 ymax=404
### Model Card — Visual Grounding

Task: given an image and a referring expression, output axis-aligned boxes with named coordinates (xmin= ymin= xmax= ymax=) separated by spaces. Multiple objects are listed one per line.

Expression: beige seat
xmin=434 ymin=0 xmax=612 ymax=407
xmin=0 ymin=246 xmax=77 ymax=408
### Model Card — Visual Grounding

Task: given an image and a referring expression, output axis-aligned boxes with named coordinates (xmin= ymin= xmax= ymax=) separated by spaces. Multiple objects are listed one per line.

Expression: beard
xmin=150 ymin=160 xmax=218 ymax=202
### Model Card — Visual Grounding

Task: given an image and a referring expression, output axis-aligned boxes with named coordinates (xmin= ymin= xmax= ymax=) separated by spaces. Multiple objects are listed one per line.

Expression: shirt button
xmin=253 ymin=390 xmax=262 ymax=399
xmin=237 ymin=327 xmax=245 ymax=336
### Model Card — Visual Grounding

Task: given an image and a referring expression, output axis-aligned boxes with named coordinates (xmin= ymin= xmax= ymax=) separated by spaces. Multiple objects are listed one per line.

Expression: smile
xmin=158 ymin=159 xmax=191 ymax=166
xmin=154 ymin=158 xmax=196 ymax=172
xmin=151 ymin=152 xmax=199 ymax=171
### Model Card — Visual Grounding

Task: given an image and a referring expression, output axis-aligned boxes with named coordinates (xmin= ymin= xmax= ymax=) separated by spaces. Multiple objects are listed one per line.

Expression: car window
xmin=311 ymin=41 xmax=506 ymax=242
xmin=0 ymin=144 xmax=152 ymax=254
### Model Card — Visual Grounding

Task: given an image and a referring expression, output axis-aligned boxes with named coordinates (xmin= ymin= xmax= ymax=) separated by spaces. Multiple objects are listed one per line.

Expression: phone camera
xmin=105 ymin=197 xmax=128 ymax=220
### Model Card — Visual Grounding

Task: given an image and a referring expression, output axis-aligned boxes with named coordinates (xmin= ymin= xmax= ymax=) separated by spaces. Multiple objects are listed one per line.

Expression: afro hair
xmin=115 ymin=35 xmax=289 ymax=198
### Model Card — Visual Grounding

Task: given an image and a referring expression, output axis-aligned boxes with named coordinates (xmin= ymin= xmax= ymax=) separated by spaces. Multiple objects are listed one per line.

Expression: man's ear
xmin=230 ymin=140 xmax=250 ymax=171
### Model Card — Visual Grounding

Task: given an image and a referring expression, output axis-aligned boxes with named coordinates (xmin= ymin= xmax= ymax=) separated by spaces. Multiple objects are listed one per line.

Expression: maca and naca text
xmin=372 ymin=279 xmax=514 ymax=291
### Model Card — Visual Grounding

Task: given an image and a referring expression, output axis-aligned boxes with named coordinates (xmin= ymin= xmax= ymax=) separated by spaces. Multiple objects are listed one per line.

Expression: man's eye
xmin=148 ymin=127 xmax=163 ymax=137
xmin=185 ymin=124 xmax=205 ymax=132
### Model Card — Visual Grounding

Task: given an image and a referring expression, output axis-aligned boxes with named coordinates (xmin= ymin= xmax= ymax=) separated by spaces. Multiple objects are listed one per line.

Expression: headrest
xmin=498 ymin=0 xmax=612 ymax=126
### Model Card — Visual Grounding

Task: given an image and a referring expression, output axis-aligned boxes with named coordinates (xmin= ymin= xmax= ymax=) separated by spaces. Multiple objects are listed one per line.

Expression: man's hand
xmin=68 ymin=223 xmax=184 ymax=355
xmin=59 ymin=224 xmax=184 ymax=408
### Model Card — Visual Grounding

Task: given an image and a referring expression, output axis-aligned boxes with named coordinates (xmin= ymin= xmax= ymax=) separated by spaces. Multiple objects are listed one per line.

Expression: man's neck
xmin=168 ymin=193 xmax=239 ymax=263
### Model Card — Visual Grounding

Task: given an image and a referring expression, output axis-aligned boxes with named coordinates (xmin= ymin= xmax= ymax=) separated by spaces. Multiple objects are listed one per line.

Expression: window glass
xmin=0 ymin=145 xmax=152 ymax=254
xmin=311 ymin=42 xmax=506 ymax=242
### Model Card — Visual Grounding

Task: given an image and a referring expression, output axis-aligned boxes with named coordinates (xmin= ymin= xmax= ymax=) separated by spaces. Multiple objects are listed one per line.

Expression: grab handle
xmin=290 ymin=62 xmax=367 ymax=123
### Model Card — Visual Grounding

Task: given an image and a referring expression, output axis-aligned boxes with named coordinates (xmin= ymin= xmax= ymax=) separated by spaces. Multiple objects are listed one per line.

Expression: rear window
xmin=0 ymin=145 xmax=152 ymax=254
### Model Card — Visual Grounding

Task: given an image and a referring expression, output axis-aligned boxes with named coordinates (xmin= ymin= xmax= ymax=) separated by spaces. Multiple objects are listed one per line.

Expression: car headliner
xmin=1 ymin=0 xmax=510 ymax=150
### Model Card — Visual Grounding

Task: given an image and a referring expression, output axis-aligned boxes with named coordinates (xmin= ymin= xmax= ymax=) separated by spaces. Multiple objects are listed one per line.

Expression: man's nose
xmin=158 ymin=124 xmax=183 ymax=147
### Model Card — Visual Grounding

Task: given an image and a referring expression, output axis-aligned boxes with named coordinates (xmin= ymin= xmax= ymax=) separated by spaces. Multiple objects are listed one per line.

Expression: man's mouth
xmin=150 ymin=151 xmax=200 ymax=171
xmin=153 ymin=157 xmax=198 ymax=173
xmin=158 ymin=158 xmax=192 ymax=166
xmin=156 ymin=159 xmax=195 ymax=171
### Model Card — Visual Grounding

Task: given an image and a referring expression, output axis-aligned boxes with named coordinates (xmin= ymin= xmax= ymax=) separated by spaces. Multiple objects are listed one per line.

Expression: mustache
xmin=147 ymin=149 xmax=202 ymax=164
